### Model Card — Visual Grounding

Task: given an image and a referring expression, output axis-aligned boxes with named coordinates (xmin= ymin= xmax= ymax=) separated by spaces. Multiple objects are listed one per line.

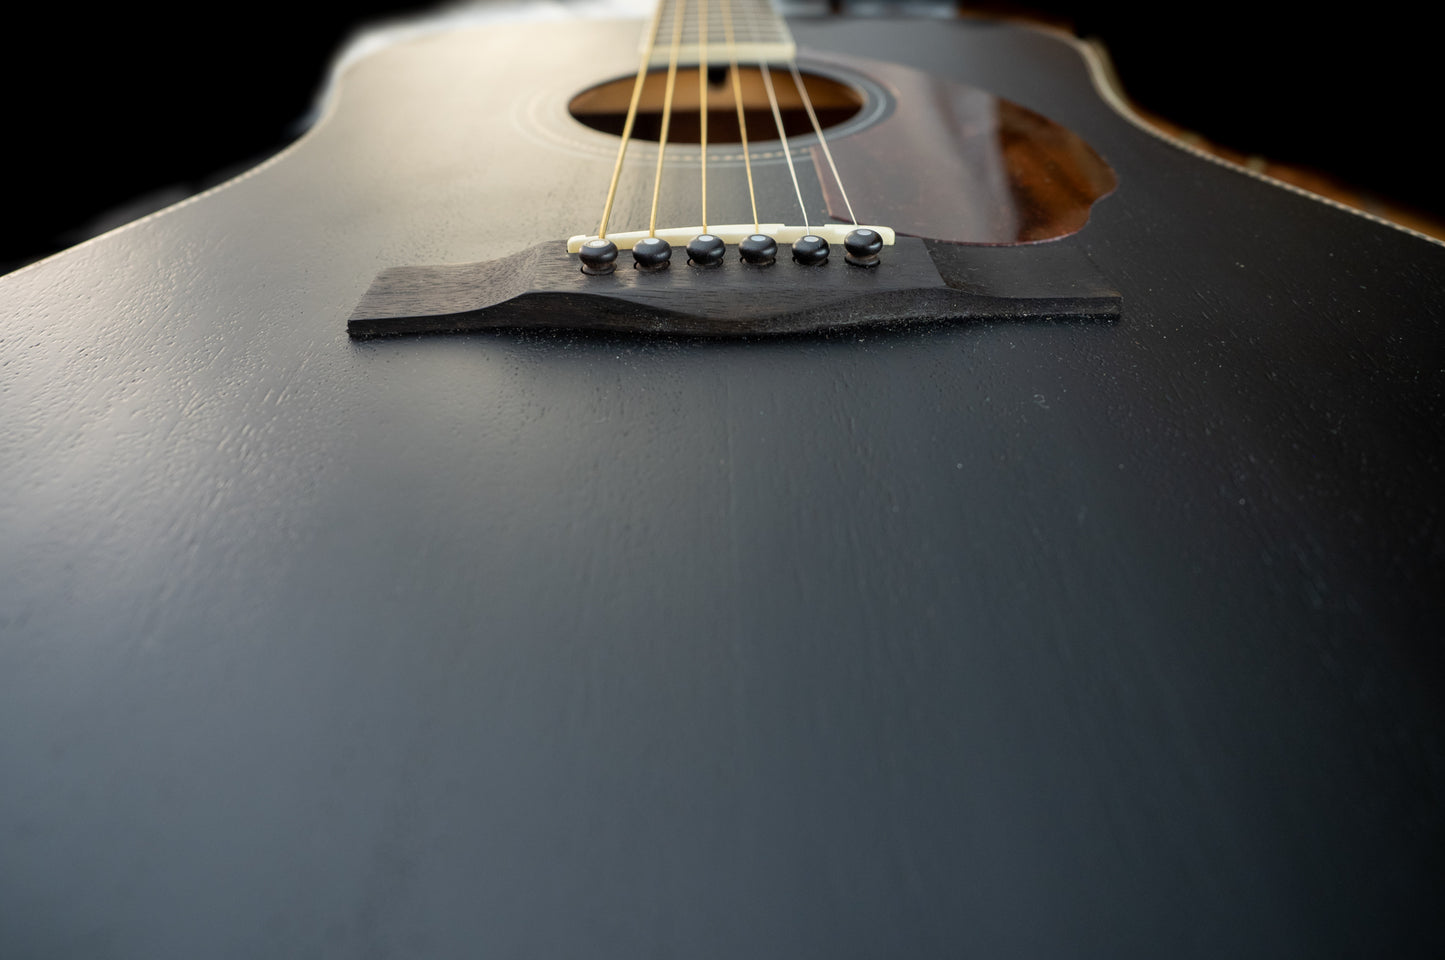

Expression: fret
xmin=643 ymin=0 xmax=795 ymax=65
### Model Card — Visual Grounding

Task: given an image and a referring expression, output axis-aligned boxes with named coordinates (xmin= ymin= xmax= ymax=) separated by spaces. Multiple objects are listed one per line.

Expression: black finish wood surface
xmin=2 ymin=13 xmax=1443 ymax=959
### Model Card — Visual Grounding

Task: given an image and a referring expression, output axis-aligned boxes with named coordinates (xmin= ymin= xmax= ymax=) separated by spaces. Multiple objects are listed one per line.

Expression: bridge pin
xmin=578 ymin=238 xmax=618 ymax=275
xmin=844 ymin=228 xmax=883 ymax=267
xmin=686 ymin=234 xmax=727 ymax=267
xmin=632 ymin=236 xmax=672 ymax=271
xmin=739 ymin=234 xmax=778 ymax=266
xmin=792 ymin=234 xmax=830 ymax=266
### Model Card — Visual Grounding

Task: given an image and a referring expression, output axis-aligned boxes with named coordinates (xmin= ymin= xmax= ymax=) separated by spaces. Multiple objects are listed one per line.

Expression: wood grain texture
xmin=1 ymin=14 xmax=1442 ymax=960
xmin=348 ymin=237 xmax=1119 ymax=336
xmin=809 ymin=49 xmax=1117 ymax=242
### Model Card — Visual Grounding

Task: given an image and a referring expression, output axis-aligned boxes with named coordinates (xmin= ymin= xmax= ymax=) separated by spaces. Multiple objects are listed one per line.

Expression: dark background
xmin=4 ymin=1 xmax=1440 ymax=272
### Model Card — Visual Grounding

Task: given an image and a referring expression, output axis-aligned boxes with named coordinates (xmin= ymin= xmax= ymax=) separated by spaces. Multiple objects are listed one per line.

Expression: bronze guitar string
xmin=647 ymin=0 xmax=688 ymax=238
xmin=721 ymin=0 xmax=762 ymax=232
xmin=594 ymin=0 xmax=865 ymax=248
xmin=698 ymin=0 xmax=709 ymax=232
xmin=595 ymin=0 xmax=666 ymax=239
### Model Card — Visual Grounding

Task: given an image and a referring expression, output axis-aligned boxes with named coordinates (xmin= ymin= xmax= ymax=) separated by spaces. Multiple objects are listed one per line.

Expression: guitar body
xmin=2 ymin=14 xmax=1443 ymax=956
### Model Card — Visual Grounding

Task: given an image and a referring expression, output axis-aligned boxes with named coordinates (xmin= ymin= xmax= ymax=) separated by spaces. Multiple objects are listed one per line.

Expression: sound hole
xmin=568 ymin=66 xmax=863 ymax=143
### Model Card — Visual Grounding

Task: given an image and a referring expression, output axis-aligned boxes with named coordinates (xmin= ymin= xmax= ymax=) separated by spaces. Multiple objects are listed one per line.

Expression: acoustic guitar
xmin=2 ymin=1 xmax=1442 ymax=955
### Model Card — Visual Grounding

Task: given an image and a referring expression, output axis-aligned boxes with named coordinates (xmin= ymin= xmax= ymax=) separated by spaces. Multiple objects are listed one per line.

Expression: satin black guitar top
xmin=2 ymin=2 xmax=1443 ymax=956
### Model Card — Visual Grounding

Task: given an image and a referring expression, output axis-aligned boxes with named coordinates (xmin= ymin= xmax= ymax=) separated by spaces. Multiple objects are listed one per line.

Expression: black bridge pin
xmin=844 ymin=228 xmax=883 ymax=267
xmin=738 ymin=234 xmax=778 ymax=266
xmin=578 ymin=237 xmax=618 ymax=275
xmin=687 ymin=233 xmax=727 ymax=267
xmin=792 ymin=234 xmax=830 ymax=266
xmin=632 ymin=236 xmax=672 ymax=271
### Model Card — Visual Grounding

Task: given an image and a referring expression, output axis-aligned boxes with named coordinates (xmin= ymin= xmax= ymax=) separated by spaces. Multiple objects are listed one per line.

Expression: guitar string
xmin=721 ymin=0 xmax=760 ymax=232
xmin=648 ymin=0 xmax=689 ymax=237
xmin=698 ymin=0 xmax=708 ymax=233
xmin=596 ymin=0 xmax=667 ymax=239
xmin=759 ymin=60 xmax=810 ymax=232
xmin=788 ymin=59 xmax=857 ymax=225
xmin=601 ymin=0 xmax=842 ymax=243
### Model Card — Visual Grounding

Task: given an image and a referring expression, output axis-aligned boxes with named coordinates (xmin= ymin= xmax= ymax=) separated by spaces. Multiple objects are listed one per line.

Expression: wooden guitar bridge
xmin=347 ymin=237 xmax=1120 ymax=338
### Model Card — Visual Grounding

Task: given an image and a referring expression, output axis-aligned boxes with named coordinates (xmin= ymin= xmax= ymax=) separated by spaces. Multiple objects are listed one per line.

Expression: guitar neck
xmin=645 ymin=0 xmax=796 ymax=65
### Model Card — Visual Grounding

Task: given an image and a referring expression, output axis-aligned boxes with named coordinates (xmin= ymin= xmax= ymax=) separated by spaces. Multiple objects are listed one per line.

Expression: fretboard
xmin=643 ymin=0 xmax=796 ymax=65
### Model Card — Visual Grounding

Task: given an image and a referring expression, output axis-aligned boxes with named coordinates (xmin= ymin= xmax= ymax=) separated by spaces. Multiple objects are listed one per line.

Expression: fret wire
xmin=788 ymin=59 xmax=858 ymax=225
xmin=648 ymin=0 xmax=689 ymax=237
xmin=596 ymin=0 xmax=668 ymax=239
xmin=722 ymin=0 xmax=760 ymax=232
xmin=759 ymin=60 xmax=810 ymax=233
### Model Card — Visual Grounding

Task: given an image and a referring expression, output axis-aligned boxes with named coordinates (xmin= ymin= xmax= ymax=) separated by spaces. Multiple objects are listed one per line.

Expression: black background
xmin=4 ymin=1 xmax=1440 ymax=271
